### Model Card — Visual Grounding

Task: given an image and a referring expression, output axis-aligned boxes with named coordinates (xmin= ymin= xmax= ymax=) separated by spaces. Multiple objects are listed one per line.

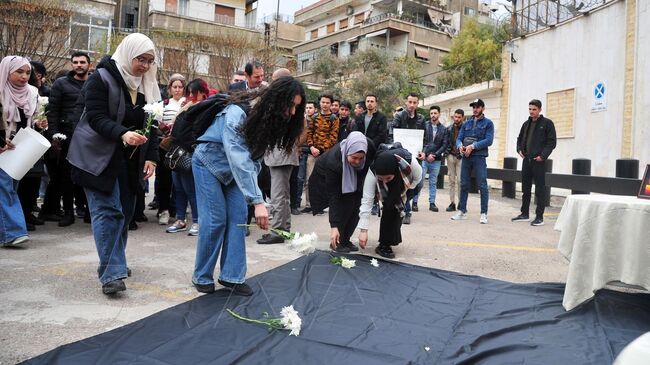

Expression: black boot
xmin=58 ymin=213 xmax=75 ymax=227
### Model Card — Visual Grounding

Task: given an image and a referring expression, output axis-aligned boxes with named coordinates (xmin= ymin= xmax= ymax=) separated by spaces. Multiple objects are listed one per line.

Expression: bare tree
xmin=0 ymin=0 xmax=78 ymax=78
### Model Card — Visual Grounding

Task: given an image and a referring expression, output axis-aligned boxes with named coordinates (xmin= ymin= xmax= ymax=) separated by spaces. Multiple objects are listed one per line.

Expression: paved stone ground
xmin=0 ymin=182 xmax=569 ymax=364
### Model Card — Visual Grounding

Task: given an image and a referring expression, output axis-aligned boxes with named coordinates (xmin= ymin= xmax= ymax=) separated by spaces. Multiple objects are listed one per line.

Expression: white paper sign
xmin=0 ymin=127 xmax=51 ymax=180
xmin=392 ymin=129 xmax=424 ymax=157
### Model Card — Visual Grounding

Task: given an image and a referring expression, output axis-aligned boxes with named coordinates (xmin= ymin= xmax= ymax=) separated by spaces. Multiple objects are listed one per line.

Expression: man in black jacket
xmin=512 ymin=99 xmax=557 ymax=226
xmin=41 ymin=52 xmax=91 ymax=226
xmin=392 ymin=92 xmax=425 ymax=223
xmin=414 ymin=105 xmax=448 ymax=212
xmin=355 ymin=94 xmax=387 ymax=148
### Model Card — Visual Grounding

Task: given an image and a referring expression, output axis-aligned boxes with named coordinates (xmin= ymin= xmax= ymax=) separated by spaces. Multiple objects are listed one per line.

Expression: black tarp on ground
xmin=23 ymin=251 xmax=650 ymax=365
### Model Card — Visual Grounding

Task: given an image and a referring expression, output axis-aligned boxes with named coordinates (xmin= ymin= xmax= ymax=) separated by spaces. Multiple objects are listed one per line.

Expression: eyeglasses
xmin=135 ymin=56 xmax=155 ymax=66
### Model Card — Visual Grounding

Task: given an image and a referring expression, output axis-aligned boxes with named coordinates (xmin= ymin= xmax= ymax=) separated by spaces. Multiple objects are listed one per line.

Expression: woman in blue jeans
xmin=191 ymin=76 xmax=306 ymax=296
xmin=68 ymin=33 xmax=160 ymax=295
xmin=0 ymin=56 xmax=43 ymax=247
xmin=166 ymin=79 xmax=210 ymax=235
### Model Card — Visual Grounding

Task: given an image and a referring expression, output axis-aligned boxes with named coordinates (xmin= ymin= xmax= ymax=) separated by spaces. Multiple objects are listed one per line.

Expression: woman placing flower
xmin=68 ymin=33 xmax=160 ymax=295
xmin=0 ymin=56 xmax=43 ymax=247
xmin=191 ymin=76 xmax=306 ymax=296
xmin=308 ymin=131 xmax=376 ymax=253
xmin=357 ymin=145 xmax=422 ymax=259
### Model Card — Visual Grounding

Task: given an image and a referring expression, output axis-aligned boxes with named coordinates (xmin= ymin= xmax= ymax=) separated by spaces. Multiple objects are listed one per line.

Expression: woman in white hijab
xmin=0 ymin=55 xmax=42 ymax=247
xmin=68 ymin=33 xmax=161 ymax=295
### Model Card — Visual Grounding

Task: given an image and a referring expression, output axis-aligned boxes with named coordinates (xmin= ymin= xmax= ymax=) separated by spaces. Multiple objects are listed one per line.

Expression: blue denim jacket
xmin=456 ymin=115 xmax=494 ymax=158
xmin=195 ymin=104 xmax=263 ymax=205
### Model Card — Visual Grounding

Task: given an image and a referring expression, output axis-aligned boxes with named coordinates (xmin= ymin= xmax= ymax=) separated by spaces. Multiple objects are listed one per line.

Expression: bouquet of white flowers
xmin=227 ymin=305 xmax=302 ymax=336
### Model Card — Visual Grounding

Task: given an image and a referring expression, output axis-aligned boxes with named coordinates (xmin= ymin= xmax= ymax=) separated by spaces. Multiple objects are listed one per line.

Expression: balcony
xmin=293 ymin=12 xmax=451 ymax=55
xmin=148 ymin=10 xmax=261 ymax=37
xmin=294 ymin=0 xmax=365 ymax=26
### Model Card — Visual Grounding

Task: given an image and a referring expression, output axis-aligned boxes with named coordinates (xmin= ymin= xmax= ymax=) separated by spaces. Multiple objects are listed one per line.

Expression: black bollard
xmin=502 ymin=157 xmax=517 ymax=198
xmin=437 ymin=158 xmax=445 ymax=189
xmin=535 ymin=159 xmax=553 ymax=206
xmin=616 ymin=159 xmax=639 ymax=179
xmin=572 ymin=159 xmax=591 ymax=195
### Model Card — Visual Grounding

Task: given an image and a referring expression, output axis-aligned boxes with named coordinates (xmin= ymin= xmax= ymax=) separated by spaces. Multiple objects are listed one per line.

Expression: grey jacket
xmin=264 ymin=147 xmax=299 ymax=167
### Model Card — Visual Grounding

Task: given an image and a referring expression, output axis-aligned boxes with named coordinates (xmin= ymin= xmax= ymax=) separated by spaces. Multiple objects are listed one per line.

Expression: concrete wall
xmin=506 ymin=0 xmax=648 ymax=178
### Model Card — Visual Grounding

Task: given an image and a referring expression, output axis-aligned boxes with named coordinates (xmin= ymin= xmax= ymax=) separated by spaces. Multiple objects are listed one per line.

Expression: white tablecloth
xmin=555 ymin=194 xmax=650 ymax=311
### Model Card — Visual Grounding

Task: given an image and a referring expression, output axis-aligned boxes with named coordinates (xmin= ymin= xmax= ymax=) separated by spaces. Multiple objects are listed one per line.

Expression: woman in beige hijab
xmin=68 ymin=33 xmax=160 ymax=295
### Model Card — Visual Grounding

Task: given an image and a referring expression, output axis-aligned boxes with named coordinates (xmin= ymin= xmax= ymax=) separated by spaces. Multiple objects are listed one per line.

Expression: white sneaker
xmin=480 ymin=213 xmax=488 ymax=224
xmin=158 ymin=210 xmax=170 ymax=225
xmin=451 ymin=211 xmax=467 ymax=220
xmin=3 ymin=235 xmax=29 ymax=247
xmin=188 ymin=223 xmax=199 ymax=236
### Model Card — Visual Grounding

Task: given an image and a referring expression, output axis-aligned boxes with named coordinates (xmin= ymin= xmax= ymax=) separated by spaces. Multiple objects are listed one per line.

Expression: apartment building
xmin=293 ymin=0 xmax=479 ymax=85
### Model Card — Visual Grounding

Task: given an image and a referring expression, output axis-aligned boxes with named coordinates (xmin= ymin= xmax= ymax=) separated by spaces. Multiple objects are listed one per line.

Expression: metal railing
xmin=362 ymin=12 xmax=441 ymax=31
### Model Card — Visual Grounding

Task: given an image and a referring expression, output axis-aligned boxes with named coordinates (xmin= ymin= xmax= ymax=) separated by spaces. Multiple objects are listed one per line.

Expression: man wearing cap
xmin=451 ymin=99 xmax=494 ymax=224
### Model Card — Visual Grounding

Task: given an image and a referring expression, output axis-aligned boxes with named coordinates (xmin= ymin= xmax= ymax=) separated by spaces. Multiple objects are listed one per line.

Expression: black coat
xmin=423 ymin=122 xmax=449 ymax=159
xmin=308 ymin=139 xmax=376 ymax=229
xmin=47 ymin=71 xmax=85 ymax=137
xmin=516 ymin=115 xmax=557 ymax=160
xmin=355 ymin=111 xmax=387 ymax=148
xmin=70 ymin=56 xmax=158 ymax=193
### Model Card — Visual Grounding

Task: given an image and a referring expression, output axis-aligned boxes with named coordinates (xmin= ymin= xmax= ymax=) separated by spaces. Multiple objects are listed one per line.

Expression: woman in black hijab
xmin=357 ymin=144 xmax=422 ymax=258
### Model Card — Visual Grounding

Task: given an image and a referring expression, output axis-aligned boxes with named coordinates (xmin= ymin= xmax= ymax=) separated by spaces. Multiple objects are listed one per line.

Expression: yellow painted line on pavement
xmin=435 ymin=240 xmax=556 ymax=253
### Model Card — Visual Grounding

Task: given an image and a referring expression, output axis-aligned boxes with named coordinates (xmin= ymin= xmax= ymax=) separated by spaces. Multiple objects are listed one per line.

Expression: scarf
xmin=0 ymin=56 xmax=37 ymax=123
xmin=373 ymin=150 xmax=415 ymax=214
xmin=111 ymin=33 xmax=161 ymax=104
xmin=340 ymin=131 xmax=368 ymax=194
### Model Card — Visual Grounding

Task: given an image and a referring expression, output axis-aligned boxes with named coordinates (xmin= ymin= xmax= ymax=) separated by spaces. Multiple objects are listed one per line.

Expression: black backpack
xmin=171 ymin=93 xmax=248 ymax=151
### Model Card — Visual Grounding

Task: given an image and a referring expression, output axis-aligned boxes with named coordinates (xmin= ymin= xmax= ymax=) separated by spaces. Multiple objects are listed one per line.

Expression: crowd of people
xmin=0 ymin=32 xmax=557 ymax=297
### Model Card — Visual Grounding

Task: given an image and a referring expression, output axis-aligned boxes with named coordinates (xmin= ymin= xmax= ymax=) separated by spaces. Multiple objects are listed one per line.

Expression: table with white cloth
xmin=555 ymin=194 xmax=650 ymax=311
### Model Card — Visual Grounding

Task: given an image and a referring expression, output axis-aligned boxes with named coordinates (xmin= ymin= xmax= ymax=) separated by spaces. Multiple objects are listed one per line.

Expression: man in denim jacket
xmin=451 ymin=99 xmax=494 ymax=224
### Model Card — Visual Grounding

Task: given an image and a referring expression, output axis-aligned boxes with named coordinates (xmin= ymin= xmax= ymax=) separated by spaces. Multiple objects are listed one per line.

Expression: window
xmin=414 ymin=45 xmax=430 ymax=61
xmin=70 ymin=13 xmax=111 ymax=53
xmin=163 ymin=48 xmax=188 ymax=73
xmin=179 ymin=0 xmax=189 ymax=16
xmin=215 ymin=5 xmax=236 ymax=25
xmin=124 ymin=13 xmax=135 ymax=29
xmin=330 ymin=43 xmax=339 ymax=56
xmin=189 ymin=53 xmax=210 ymax=75
xmin=301 ymin=59 xmax=309 ymax=72
xmin=546 ymin=89 xmax=575 ymax=138
xmin=311 ymin=29 xmax=318 ymax=39
xmin=354 ymin=13 xmax=364 ymax=25
xmin=350 ymin=41 xmax=358 ymax=55
xmin=327 ymin=23 xmax=335 ymax=34
xmin=339 ymin=18 xmax=348 ymax=30
xmin=165 ymin=0 xmax=177 ymax=13
xmin=464 ymin=7 xmax=476 ymax=16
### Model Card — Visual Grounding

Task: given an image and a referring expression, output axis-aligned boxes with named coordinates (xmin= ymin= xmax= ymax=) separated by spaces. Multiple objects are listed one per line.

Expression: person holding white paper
xmin=0 ymin=55 xmax=42 ymax=247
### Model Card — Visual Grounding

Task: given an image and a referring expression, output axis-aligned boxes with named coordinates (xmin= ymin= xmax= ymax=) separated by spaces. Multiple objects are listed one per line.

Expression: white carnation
xmin=288 ymin=232 xmax=317 ymax=255
xmin=52 ymin=133 xmax=67 ymax=141
xmin=370 ymin=258 xmax=379 ymax=267
xmin=38 ymin=96 xmax=49 ymax=106
xmin=143 ymin=103 xmax=164 ymax=120
xmin=280 ymin=305 xmax=302 ymax=336
xmin=341 ymin=258 xmax=356 ymax=269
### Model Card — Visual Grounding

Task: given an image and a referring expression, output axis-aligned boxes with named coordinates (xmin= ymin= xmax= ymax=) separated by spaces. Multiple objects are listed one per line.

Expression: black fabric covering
xmin=23 ymin=251 xmax=650 ymax=365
